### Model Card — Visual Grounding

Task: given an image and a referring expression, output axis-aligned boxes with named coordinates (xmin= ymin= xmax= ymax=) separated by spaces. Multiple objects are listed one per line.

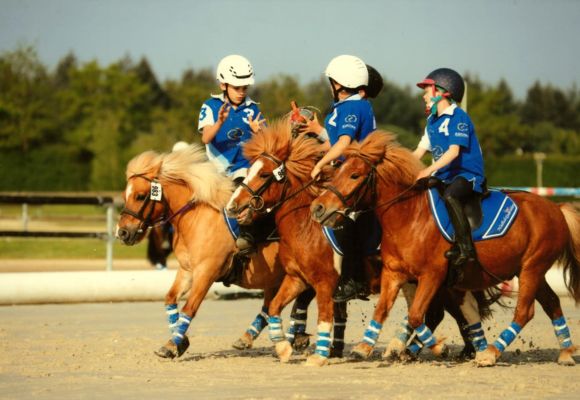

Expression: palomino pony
xmin=226 ymin=121 xmax=490 ymax=365
xmin=311 ymin=131 xmax=580 ymax=366
xmin=116 ymin=145 xmax=287 ymax=358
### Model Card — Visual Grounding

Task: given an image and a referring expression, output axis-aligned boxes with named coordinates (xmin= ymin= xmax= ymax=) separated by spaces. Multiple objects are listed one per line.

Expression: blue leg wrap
xmin=315 ymin=331 xmax=332 ymax=358
xmin=285 ymin=307 xmax=307 ymax=343
xmin=395 ymin=316 xmax=413 ymax=344
xmin=165 ymin=304 xmax=179 ymax=333
xmin=268 ymin=316 xmax=285 ymax=343
xmin=407 ymin=336 xmax=423 ymax=355
xmin=493 ymin=321 xmax=522 ymax=353
xmin=246 ymin=306 xmax=269 ymax=339
xmin=552 ymin=316 xmax=573 ymax=349
xmin=415 ymin=324 xmax=436 ymax=348
xmin=362 ymin=320 xmax=383 ymax=347
xmin=171 ymin=313 xmax=192 ymax=345
xmin=467 ymin=322 xmax=488 ymax=352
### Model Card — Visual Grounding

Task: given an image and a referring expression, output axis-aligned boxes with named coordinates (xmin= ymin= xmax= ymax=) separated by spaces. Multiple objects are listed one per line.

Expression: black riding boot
xmin=444 ymin=197 xmax=476 ymax=267
xmin=236 ymin=224 xmax=256 ymax=255
xmin=332 ymin=221 xmax=369 ymax=303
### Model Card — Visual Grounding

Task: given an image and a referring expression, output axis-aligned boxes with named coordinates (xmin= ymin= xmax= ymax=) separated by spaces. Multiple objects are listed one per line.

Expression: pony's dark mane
xmin=244 ymin=118 xmax=324 ymax=182
xmin=344 ymin=131 xmax=422 ymax=187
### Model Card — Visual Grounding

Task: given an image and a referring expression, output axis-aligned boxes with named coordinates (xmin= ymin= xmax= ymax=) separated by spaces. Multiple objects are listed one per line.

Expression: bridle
xmin=319 ymin=156 xmax=378 ymax=222
xmin=120 ymin=174 xmax=195 ymax=234
xmin=236 ymin=153 xmax=315 ymax=215
xmin=320 ymin=155 xmax=424 ymax=224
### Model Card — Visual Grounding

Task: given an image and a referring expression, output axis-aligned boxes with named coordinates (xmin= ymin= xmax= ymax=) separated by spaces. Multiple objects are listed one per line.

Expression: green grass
xmin=0 ymin=237 xmax=147 ymax=259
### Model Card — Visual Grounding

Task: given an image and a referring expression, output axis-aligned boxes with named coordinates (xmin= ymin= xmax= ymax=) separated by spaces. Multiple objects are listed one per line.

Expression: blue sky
xmin=1 ymin=0 xmax=579 ymax=99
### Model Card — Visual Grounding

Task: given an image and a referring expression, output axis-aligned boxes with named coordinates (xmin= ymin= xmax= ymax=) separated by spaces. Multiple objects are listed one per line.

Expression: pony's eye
xmin=260 ymin=172 xmax=271 ymax=179
xmin=350 ymin=173 xmax=360 ymax=180
xmin=136 ymin=194 xmax=147 ymax=201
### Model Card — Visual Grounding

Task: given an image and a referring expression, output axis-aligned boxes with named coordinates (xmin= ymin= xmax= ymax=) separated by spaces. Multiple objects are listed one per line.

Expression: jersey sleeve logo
xmin=457 ymin=122 xmax=469 ymax=132
xmin=344 ymin=114 xmax=358 ymax=123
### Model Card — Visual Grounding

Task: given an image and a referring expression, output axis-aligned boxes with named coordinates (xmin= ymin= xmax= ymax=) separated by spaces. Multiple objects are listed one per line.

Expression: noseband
xmin=237 ymin=153 xmax=289 ymax=213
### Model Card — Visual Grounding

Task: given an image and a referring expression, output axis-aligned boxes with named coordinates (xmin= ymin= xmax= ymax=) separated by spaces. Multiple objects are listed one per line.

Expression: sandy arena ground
xmin=1 ymin=293 xmax=580 ymax=400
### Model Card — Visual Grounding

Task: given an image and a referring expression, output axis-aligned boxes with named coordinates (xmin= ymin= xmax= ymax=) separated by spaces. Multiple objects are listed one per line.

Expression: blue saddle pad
xmin=223 ymin=208 xmax=240 ymax=240
xmin=427 ymin=188 xmax=518 ymax=242
xmin=322 ymin=214 xmax=382 ymax=256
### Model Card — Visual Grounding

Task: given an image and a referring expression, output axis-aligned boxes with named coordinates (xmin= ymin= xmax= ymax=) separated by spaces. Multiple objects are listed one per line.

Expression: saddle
xmin=220 ymin=209 xmax=279 ymax=287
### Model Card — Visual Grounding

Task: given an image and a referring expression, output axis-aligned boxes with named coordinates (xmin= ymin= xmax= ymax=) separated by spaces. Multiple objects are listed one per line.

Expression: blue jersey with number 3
xmin=324 ymin=94 xmax=376 ymax=145
xmin=198 ymin=94 xmax=261 ymax=176
xmin=423 ymin=104 xmax=485 ymax=192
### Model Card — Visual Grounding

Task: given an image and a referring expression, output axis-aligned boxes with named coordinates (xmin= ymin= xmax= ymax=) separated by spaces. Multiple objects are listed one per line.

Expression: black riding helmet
xmin=365 ymin=64 xmax=384 ymax=99
xmin=416 ymin=68 xmax=465 ymax=103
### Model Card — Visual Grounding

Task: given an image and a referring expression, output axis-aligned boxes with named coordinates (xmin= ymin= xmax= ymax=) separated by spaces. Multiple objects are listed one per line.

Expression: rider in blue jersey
xmin=198 ymin=55 xmax=266 ymax=252
xmin=309 ymin=55 xmax=378 ymax=302
xmin=413 ymin=68 xmax=485 ymax=271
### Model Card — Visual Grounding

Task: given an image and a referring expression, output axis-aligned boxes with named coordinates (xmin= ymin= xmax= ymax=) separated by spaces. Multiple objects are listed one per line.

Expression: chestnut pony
xmin=311 ymin=131 xmax=580 ymax=366
xmin=226 ymin=121 xmax=491 ymax=365
xmin=116 ymin=145 xmax=286 ymax=358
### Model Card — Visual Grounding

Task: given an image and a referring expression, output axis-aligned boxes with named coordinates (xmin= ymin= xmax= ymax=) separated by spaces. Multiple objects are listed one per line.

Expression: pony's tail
xmin=559 ymin=203 xmax=580 ymax=304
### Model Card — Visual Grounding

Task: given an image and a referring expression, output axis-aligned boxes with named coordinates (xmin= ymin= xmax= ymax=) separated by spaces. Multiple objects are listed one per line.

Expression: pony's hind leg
xmin=331 ymin=301 xmax=348 ymax=358
xmin=535 ymin=278 xmax=576 ymax=365
xmin=477 ymin=267 xmax=542 ymax=367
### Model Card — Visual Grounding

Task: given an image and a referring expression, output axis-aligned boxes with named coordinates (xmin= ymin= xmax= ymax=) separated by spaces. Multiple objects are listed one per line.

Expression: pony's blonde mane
xmin=243 ymin=118 xmax=324 ymax=182
xmin=344 ymin=131 xmax=422 ymax=187
xmin=126 ymin=144 xmax=234 ymax=210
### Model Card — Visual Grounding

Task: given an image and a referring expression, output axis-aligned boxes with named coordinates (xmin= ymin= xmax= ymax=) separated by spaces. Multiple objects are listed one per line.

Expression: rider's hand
xmin=248 ymin=112 xmax=266 ymax=134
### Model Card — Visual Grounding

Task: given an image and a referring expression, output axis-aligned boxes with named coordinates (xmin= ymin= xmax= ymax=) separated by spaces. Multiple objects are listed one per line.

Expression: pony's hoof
xmin=275 ymin=340 xmax=293 ymax=363
xmin=154 ymin=336 xmax=190 ymax=359
xmin=430 ymin=340 xmax=449 ymax=358
xmin=475 ymin=347 xmax=498 ymax=367
xmin=383 ymin=338 xmax=406 ymax=360
xmin=292 ymin=333 xmax=311 ymax=352
xmin=305 ymin=354 xmax=329 ymax=367
xmin=232 ymin=333 xmax=253 ymax=350
xmin=350 ymin=342 xmax=373 ymax=360
xmin=558 ymin=347 xmax=576 ymax=366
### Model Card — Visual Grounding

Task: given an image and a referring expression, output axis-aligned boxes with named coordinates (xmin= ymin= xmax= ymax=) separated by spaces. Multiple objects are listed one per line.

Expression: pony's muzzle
xmin=310 ymin=203 xmax=326 ymax=222
xmin=116 ymin=227 xmax=139 ymax=245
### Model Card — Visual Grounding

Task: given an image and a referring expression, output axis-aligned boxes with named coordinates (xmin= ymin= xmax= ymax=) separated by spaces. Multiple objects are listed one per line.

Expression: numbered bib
xmin=150 ymin=181 xmax=162 ymax=201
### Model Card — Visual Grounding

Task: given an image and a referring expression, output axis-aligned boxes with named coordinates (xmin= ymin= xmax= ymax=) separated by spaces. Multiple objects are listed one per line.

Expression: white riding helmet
xmin=324 ymin=55 xmax=369 ymax=89
xmin=216 ymin=55 xmax=255 ymax=86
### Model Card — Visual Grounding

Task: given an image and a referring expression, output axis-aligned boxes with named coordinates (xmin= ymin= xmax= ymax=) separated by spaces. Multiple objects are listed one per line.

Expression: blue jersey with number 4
xmin=198 ymin=94 xmax=261 ymax=176
xmin=422 ymin=104 xmax=485 ymax=192
xmin=324 ymin=94 xmax=376 ymax=145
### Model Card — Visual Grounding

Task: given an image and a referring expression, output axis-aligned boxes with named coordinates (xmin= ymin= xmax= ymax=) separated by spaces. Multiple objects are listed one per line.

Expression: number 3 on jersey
xmin=438 ymin=118 xmax=450 ymax=136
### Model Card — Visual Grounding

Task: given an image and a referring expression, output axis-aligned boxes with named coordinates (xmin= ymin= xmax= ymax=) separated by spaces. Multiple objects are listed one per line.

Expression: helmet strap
xmin=223 ymin=84 xmax=243 ymax=107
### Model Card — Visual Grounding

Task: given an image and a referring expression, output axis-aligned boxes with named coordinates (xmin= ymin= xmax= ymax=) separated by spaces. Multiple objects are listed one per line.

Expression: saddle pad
xmin=223 ymin=208 xmax=240 ymax=240
xmin=428 ymin=188 xmax=518 ymax=242
xmin=322 ymin=214 xmax=382 ymax=256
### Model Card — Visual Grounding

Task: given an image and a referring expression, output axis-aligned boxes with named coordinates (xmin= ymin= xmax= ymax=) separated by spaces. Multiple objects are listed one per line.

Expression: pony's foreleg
xmin=304 ymin=280 xmax=336 ymax=367
xmin=159 ymin=268 xmax=192 ymax=346
xmin=404 ymin=273 xmax=447 ymax=359
xmin=385 ymin=283 xmax=416 ymax=359
xmin=352 ymin=270 xmax=404 ymax=360
xmin=535 ymin=278 xmax=576 ymax=366
xmin=267 ymin=275 xmax=307 ymax=363
xmin=285 ymin=287 xmax=315 ymax=352
xmin=155 ymin=269 xmax=216 ymax=359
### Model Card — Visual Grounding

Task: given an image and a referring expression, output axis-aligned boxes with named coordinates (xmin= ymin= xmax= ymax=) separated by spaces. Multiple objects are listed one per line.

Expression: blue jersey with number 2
xmin=324 ymin=94 xmax=376 ymax=145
